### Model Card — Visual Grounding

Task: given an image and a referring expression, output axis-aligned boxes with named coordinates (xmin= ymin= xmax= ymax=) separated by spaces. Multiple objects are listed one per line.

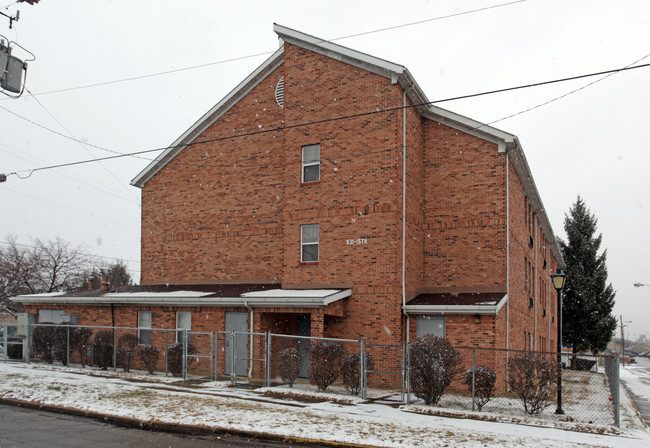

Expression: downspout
xmin=401 ymin=90 xmax=409 ymax=344
xmin=506 ymin=150 xmax=510 ymax=353
xmin=245 ymin=301 xmax=254 ymax=378
xmin=534 ymin=217 xmax=538 ymax=350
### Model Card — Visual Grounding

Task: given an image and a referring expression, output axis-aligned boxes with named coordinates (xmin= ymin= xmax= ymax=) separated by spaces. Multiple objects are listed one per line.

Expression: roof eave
xmin=403 ymin=304 xmax=500 ymax=316
xmin=130 ymin=47 xmax=284 ymax=189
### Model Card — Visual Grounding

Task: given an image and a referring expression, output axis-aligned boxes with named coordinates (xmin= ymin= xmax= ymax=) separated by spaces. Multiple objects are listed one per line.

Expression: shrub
xmin=32 ymin=325 xmax=57 ymax=363
xmin=462 ymin=366 xmax=496 ymax=411
xmin=167 ymin=342 xmax=196 ymax=377
xmin=7 ymin=342 xmax=23 ymax=359
xmin=70 ymin=326 xmax=93 ymax=367
xmin=410 ymin=335 xmax=463 ymax=405
xmin=137 ymin=345 xmax=160 ymax=374
xmin=117 ymin=334 xmax=138 ymax=372
xmin=341 ymin=352 xmax=375 ymax=396
xmin=278 ymin=347 xmax=303 ymax=387
xmin=310 ymin=340 xmax=346 ymax=391
xmin=508 ymin=352 xmax=558 ymax=415
xmin=93 ymin=330 xmax=114 ymax=370
xmin=54 ymin=323 xmax=73 ymax=366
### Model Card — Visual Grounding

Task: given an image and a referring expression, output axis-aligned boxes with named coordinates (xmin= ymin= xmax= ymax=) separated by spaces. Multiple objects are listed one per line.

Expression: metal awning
xmin=404 ymin=292 xmax=508 ymax=315
xmin=13 ymin=288 xmax=352 ymax=308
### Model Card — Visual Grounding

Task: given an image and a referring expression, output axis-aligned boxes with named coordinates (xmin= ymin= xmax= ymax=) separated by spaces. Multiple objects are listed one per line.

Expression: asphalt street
xmin=0 ymin=403 xmax=309 ymax=448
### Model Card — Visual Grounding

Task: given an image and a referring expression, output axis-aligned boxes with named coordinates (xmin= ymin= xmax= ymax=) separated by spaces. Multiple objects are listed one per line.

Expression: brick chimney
xmin=100 ymin=268 xmax=110 ymax=291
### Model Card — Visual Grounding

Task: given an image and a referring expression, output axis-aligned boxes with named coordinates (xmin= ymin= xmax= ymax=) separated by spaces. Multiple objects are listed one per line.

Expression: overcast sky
xmin=1 ymin=0 xmax=649 ymax=339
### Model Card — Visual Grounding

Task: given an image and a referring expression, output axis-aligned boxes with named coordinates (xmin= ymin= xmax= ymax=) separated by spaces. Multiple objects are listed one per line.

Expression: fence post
xmin=113 ymin=327 xmax=117 ymax=372
xmin=405 ymin=342 xmax=411 ymax=405
xmin=265 ymin=332 xmax=270 ymax=388
xmin=2 ymin=323 xmax=6 ymax=362
xmin=165 ymin=330 xmax=169 ymax=377
xmin=360 ymin=339 xmax=366 ymax=399
xmin=66 ymin=326 xmax=70 ymax=367
xmin=210 ymin=331 xmax=215 ymax=381
xmin=182 ymin=328 xmax=188 ymax=380
xmin=230 ymin=331 xmax=236 ymax=385
xmin=26 ymin=324 xmax=30 ymax=364
xmin=615 ymin=353 xmax=620 ymax=427
xmin=471 ymin=348 xmax=476 ymax=412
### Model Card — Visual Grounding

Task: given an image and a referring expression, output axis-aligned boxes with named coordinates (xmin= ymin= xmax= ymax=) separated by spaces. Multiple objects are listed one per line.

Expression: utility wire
xmin=2 ymin=185 xmax=140 ymax=231
xmin=328 ymin=0 xmax=527 ymax=42
xmin=3 ymin=61 xmax=649 ymax=180
xmin=25 ymin=88 xmax=141 ymax=205
xmin=15 ymin=0 xmax=528 ymax=99
xmin=0 ymin=240 xmax=140 ymax=265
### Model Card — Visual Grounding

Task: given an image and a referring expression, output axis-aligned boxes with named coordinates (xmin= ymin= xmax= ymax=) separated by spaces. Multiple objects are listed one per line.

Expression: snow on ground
xmin=622 ymin=358 xmax=650 ymax=402
xmin=1 ymin=362 xmax=649 ymax=447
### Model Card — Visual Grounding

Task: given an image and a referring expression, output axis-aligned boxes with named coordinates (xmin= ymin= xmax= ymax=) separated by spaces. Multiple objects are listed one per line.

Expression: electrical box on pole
xmin=0 ymin=36 xmax=34 ymax=98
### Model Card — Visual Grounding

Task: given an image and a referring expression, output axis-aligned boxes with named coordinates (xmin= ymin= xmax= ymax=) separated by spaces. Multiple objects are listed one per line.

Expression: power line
xmin=0 ymin=240 xmax=140 ymax=265
xmin=25 ymin=88 xmax=141 ymax=205
xmin=3 ymin=61 xmax=649 ymax=179
xmin=328 ymin=0 xmax=527 ymax=42
xmin=2 ymin=185 xmax=140 ymax=231
xmin=15 ymin=1 xmax=528 ymax=99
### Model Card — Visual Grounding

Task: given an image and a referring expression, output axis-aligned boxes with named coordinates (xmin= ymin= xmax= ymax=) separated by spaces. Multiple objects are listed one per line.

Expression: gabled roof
xmin=130 ymin=24 xmax=563 ymax=267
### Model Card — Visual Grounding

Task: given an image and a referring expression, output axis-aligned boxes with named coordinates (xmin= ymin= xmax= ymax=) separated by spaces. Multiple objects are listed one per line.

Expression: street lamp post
xmin=551 ymin=269 xmax=567 ymax=415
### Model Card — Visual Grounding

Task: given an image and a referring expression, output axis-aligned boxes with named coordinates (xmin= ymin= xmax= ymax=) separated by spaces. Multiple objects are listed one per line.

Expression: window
xmin=302 ymin=144 xmax=320 ymax=183
xmin=417 ymin=316 xmax=445 ymax=338
xmin=37 ymin=309 xmax=76 ymax=324
xmin=176 ymin=311 xmax=191 ymax=344
xmin=138 ymin=311 xmax=152 ymax=345
xmin=301 ymin=224 xmax=319 ymax=262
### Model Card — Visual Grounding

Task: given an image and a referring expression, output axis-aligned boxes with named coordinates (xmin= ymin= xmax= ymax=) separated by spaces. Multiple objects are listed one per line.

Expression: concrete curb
xmin=0 ymin=397 xmax=373 ymax=448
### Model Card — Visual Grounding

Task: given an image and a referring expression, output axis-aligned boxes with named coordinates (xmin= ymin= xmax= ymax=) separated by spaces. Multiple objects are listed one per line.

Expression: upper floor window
xmin=302 ymin=144 xmax=320 ymax=183
xmin=301 ymin=223 xmax=319 ymax=262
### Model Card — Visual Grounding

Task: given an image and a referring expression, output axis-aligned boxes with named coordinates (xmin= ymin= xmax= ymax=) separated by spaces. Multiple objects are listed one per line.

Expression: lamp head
xmin=550 ymin=269 xmax=567 ymax=291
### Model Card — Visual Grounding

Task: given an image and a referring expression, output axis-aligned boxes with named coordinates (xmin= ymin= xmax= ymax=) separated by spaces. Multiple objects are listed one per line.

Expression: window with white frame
xmin=301 ymin=224 xmax=319 ymax=262
xmin=37 ymin=309 xmax=76 ymax=324
xmin=138 ymin=311 xmax=152 ymax=345
xmin=176 ymin=311 xmax=191 ymax=344
xmin=302 ymin=144 xmax=320 ymax=183
xmin=416 ymin=315 xmax=445 ymax=338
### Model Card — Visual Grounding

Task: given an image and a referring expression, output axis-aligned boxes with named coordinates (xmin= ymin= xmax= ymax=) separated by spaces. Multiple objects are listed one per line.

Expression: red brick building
xmin=17 ymin=25 xmax=563 ymax=357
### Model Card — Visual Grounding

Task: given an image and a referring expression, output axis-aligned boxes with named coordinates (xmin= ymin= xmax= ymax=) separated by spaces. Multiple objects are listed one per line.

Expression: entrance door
xmin=297 ymin=315 xmax=311 ymax=378
xmin=225 ymin=312 xmax=248 ymax=376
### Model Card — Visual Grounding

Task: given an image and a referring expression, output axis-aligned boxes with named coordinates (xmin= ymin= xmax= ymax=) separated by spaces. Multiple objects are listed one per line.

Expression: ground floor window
xmin=416 ymin=315 xmax=445 ymax=338
xmin=37 ymin=309 xmax=76 ymax=324
xmin=138 ymin=311 xmax=152 ymax=345
xmin=176 ymin=311 xmax=191 ymax=344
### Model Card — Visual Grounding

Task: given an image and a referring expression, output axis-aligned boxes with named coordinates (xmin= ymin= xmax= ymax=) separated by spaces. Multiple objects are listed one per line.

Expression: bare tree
xmin=0 ymin=236 xmax=95 ymax=310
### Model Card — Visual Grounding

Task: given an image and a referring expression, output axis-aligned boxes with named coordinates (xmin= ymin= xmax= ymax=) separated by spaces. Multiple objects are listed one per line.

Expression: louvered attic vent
xmin=275 ymin=76 xmax=284 ymax=108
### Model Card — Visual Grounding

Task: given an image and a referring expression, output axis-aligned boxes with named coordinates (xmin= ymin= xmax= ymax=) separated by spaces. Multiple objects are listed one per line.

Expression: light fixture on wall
xmin=474 ymin=314 xmax=481 ymax=324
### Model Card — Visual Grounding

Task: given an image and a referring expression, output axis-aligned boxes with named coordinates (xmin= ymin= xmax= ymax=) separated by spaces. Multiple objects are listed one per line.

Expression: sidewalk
xmin=0 ymin=362 xmax=648 ymax=448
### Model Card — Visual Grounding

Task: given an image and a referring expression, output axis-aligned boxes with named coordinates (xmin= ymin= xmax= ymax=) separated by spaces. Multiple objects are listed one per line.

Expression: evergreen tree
xmin=559 ymin=197 xmax=616 ymax=354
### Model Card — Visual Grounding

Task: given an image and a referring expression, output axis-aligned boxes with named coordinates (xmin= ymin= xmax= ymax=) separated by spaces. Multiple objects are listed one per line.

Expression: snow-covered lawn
xmin=1 ymin=361 xmax=649 ymax=447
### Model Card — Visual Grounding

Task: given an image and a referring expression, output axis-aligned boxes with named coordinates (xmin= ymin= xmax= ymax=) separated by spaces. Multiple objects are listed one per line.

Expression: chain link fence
xmin=2 ymin=323 xmax=621 ymax=426
xmin=2 ymin=323 xmax=213 ymax=380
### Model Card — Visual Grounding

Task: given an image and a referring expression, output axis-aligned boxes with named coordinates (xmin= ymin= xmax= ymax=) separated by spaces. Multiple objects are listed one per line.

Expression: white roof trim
xmin=131 ymin=47 xmax=284 ymax=188
xmin=13 ymin=289 xmax=352 ymax=308
xmin=274 ymin=24 xmax=406 ymax=80
xmin=403 ymin=294 xmax=508 ymax=316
